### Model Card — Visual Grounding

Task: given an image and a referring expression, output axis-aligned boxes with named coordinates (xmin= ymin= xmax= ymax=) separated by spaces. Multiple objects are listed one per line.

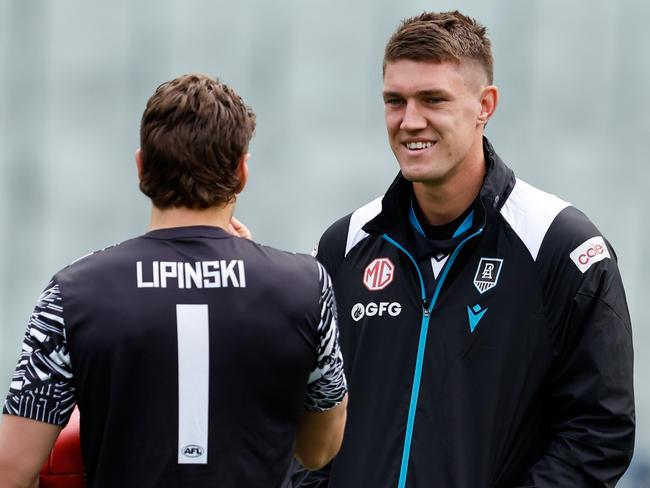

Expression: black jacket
xmin=314 ymin=139 xmax=634 ymax=487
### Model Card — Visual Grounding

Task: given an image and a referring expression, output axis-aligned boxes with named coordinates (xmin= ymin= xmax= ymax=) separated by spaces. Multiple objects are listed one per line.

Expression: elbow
xmin=295 ymin=452 xmax=334 ymax=471
xmin=294 ymin=427 xmax=345 ymax=471
xmin=295 ymin=436 xmax=343 ymax=471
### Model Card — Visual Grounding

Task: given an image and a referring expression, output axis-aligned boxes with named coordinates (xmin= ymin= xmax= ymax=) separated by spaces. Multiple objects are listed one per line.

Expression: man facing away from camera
xmin=297 ymin=10 xmax=634 ymax=488
xmin=0 ymin=73 xmax=348 ymax=488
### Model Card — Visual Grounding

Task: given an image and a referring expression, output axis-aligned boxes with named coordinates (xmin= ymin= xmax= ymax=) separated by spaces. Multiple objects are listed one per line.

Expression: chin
xmin=399 ymin=166 xmax=433 ymax=182
xmin=399 ymin=171 xmax=419 ymax=182
xmin=400 ymin=168 xmax=449 ymax=186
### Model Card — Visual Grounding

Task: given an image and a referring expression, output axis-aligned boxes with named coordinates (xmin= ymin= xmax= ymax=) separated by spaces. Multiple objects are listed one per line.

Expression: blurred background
xmin=1 ymin=0 xmax=648 ymax=484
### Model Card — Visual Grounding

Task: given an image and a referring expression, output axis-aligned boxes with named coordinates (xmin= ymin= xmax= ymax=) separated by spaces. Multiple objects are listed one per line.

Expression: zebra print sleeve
xmin=304 ymin=263 xmax=348 ymax=412
xmin=3 ymin=279 xmax=76 ymax=426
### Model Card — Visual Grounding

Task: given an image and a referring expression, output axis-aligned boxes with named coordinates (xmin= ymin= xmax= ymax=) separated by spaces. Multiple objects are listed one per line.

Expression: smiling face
xmin=383 ymin=59 xmax=493 ymax=187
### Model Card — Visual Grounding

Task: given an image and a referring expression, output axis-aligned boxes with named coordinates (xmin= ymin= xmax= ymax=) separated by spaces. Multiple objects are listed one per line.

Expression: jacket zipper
xmin=382 ymin=227 xmax=483 ymax=488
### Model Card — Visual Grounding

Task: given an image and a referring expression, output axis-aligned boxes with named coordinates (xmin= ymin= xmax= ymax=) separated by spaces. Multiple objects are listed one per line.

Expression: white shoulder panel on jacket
xmin=345 ymin=196 xmax=383 ymax=257
xmin=500 ymin=178 xmax=571 ymax=261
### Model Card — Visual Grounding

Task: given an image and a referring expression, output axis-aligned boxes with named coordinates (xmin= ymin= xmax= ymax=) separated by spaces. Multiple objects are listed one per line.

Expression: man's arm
xmin=1 ymin=279 xmax=77 ymax=487
xmin=0 ymin=415 xmax=62 ymax=488
xmin=521 ymin=236 xmax=634 ymax=487
xmin=521 ymin=296 xmax=634 ymax=486
xmin=295 ymin=394 xmax=348 ymax=470
xmin=294 ymin=262 xmax=348 ymax=471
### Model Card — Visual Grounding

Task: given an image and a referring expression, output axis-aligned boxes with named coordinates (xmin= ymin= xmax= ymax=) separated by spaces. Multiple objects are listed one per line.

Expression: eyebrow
xmin=382 ymin=89 xmax=453 ymax=100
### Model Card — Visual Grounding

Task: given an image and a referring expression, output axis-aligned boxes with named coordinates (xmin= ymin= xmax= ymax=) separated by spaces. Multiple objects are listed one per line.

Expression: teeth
xmin=405 ymin=141 xmax=433 ymax=150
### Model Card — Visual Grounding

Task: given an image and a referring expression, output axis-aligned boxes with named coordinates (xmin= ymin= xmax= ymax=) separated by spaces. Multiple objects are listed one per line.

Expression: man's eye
xmin=385 ymin=99 xmax=404 ymax=106
xmin=427 ymin=97 xmax=444 ymax=104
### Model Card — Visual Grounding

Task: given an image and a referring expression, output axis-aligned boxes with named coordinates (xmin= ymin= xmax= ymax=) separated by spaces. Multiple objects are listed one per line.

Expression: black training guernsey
xmin=4 ymin=226 xmax=347 ymax=488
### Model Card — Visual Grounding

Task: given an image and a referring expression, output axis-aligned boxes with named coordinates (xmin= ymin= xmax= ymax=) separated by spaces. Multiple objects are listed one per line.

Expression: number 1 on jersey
xmin=176 ymin=304 xmax=210 ymax=464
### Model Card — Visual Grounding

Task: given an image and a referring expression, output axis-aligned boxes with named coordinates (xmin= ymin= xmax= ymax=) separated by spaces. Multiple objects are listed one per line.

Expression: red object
xmin=39 ymin=407 xmax=84 ymax=488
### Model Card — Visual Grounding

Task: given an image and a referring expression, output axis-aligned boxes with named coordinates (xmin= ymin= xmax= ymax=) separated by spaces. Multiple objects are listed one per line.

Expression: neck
xmin=413 ymin=138 xmax=486 ymax=226
xmin=149 ymin=202 xmax=235 ymax=231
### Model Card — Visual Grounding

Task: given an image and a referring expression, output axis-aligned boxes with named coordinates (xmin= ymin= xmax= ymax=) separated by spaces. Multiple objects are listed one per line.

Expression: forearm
xmin=520 ymin=432 xmax=634 ymax=487
xmin=522 ymin=293 xmax=634 ymax=486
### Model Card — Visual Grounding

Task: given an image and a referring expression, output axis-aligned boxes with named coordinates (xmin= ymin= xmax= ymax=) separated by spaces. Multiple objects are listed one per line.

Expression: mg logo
xmin=182 ymin=445 xmax=205 ymax=458
xmin=363 ymin=258 xmax=395 ymax=291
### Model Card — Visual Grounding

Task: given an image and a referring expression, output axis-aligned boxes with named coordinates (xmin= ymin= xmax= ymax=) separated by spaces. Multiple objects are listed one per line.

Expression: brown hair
xmin=383 ymin=11 xmax=493 ymax=84
xmin=139 ymin=73 xmax=256 ymax=209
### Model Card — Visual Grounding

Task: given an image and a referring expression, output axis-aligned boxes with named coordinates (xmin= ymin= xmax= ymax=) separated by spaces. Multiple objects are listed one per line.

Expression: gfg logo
xmin=351 ymin=302 xmax=402 ymax=322
xmin=182 ymin=445 xmax=205 ymax=458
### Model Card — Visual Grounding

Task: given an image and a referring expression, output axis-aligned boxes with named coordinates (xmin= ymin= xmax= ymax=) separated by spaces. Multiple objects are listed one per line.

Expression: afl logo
xmin=182 ymin=445 xmax=205 ymax=458
xmin=363 ymin=258 xmax=395 ymax=291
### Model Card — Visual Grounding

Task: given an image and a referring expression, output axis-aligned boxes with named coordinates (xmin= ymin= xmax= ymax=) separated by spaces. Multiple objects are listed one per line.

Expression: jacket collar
xmin=363 ymin=137 xmax=515 ymax=242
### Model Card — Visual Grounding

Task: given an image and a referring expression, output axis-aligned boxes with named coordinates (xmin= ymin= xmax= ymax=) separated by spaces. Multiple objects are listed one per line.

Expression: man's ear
xmin=235 ymin=153 xmax=250 ymax=194
xmin=135 ymin=148 xmax=144 ymax=181
xmin=477 ymin=85 xmax=498 ymax=126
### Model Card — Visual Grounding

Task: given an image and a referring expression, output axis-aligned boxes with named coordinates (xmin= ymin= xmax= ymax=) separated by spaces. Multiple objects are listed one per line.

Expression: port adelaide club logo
xmin=473 ymin=258 xmax=503 ymax=294
xmin=363 ymin=258 xmax=395 ymax=291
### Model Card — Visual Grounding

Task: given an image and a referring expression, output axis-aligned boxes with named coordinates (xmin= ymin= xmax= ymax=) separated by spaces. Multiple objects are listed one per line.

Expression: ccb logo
xmin=578 ymin=243 xmax=605 ymax=264
xmin=182 ymin=445 xmax=205 ymax=458
xmin=569 ymin=236 xmax=611 ymax=273
xmin=363 ymin=258 xmax=395 ymax=291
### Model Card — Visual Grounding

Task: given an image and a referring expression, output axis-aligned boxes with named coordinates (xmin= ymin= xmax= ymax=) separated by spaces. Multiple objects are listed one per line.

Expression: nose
xmin=400 ymin=101 xmax=427 ymax=131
